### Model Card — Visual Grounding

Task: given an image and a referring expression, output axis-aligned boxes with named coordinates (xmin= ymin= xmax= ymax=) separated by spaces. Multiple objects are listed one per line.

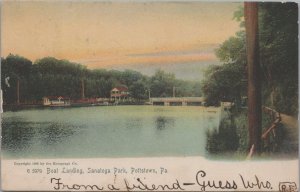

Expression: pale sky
xmin=1 ymin=1 xmax=241 ymax=69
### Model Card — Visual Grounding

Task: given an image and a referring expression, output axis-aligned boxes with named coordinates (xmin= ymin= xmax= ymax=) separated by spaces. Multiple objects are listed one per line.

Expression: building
xmin=110 ymin=86 xmax=129 ymax=101
xmin=43 ymin=96 xmax=71 ymax=106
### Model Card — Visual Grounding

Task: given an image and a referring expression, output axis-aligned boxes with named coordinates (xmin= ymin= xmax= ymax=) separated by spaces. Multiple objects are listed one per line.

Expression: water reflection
xmin=125 ymin=118 xmax=143 ymax=129
xmin=155 ymin=116 xmax=175 ymax=130
xmin=2 ymin=120 xmax=34 ymax=153
xmin=39 ymin=122 xmax=79 ymax=145
xmin=2 ymin=118 xmax=79 ymax=157
xmin=2 ymin=106 xmax=220 ymax=158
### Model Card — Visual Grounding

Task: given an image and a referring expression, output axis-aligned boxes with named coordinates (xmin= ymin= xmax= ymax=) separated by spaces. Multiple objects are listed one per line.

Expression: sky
xmin=1 ymin=1 xmax=242 ymax=80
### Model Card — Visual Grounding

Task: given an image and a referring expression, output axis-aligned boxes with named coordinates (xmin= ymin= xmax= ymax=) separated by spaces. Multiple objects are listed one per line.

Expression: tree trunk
xmin=17 ymin=79 xmax=20 ymax=105
xmin=244 ymin=2 xmax=262 ymax=154
xmin=81 ymin=79 xmax=85 ymax=99
xmin=270 ymin=88 xmax=275 ymax=108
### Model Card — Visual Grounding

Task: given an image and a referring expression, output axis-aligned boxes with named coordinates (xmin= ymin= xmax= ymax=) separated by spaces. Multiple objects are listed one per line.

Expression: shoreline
xmin=2 ymin=103 xmax=218 ymax=112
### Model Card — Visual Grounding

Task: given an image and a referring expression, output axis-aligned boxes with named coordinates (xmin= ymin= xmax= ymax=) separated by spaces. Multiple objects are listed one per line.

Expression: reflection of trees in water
xmin=155 ymin=116 xmax=175 ymax=130
xmin=2 ymin=117 xmax=80 ymax=155
xmin=39 ymin=122 xmax=79 ymax=145
xmin=126 ymin=118 xmax=143 ymax=129
xmin=2 ymin=118 xmax=34 ymax=152
xmin=206 ymin=119 xmax=239 ymax=154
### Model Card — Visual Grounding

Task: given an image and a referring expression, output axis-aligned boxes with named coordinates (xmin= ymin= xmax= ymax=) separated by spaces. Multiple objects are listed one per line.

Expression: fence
xmin=247 ymin=106 xmax=281 ymax=159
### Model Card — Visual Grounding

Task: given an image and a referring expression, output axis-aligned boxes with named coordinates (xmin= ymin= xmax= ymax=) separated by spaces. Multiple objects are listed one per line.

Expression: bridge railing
xmin=150 ymin=97 xmax=204 ymax=102
xmin=261 ymin=106 xmax=281 ymax=140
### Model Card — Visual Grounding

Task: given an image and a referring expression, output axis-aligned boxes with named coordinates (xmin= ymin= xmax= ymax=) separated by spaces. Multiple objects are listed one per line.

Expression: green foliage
xmin=215 ymin=33 xmax=246 ymax=63
xmin=206 ymin=118 xmax=239 ymax=154
xmin=1 ymin=55 xmax=202 ymax=104
xmin=201 ymin=62 xmax=246 ymax=106
xmin=234 ymin=110 xmax=249 ymax=152
xmin=129 ymin=80 xmax=148 ymax=100
xmin=202 ymin=17 xmax=247 ymax=107
xmin=233 ymin=6 xmax=245 ymax=28
xmin=1 ymin=54 xmax=32 ymax=103
xmin=202 ymin=2 xmax=298 ymax=115
xmin=207 ymin=109 xmax=276 ymax=154
xmin=234 ymin=109 xmax=287 ymax=154
xmin=259 ymin=3 xmax=298 ymax=115
xmin=150 ymin=69 xmax=176 ymax=97
xmin=205 ymin=3 xmax=298 ymax=155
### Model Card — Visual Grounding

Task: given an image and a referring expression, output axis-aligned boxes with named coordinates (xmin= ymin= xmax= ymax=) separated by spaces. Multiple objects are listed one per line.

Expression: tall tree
xmin=2 ymin=54 xmax=32 ymax=104
xmin=244 ymin=2 xmax=262 ymax=154
xmin=150 ymin=69 xmax=176 ymax=97
xmin=259 ymin=3 xmax=298 ymax=114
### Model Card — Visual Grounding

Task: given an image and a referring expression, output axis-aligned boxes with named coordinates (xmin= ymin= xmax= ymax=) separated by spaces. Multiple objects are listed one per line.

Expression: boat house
xmin=110 ymin=86 xmax=129 ymax=101
xmin=43 ymin=96 xmax=71 ymax=106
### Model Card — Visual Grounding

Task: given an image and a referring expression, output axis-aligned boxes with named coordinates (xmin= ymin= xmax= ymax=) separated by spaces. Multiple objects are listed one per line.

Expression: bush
xmin=206 ymin=118 xmax=239 ymax=154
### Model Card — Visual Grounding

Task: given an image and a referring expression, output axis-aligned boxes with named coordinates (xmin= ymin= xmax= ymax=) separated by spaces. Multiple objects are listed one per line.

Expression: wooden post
xmin=16 ymin=79 xmax=20 ymax=105
xmin=244 ymin=2 xmax=262 ymax=154
xmin=81 ymin=79 xmax=85 ymax=99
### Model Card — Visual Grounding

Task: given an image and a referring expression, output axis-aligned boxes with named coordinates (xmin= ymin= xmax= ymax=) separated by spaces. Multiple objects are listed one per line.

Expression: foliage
xmin=234 ymin=110 xmax=249 ymax=153
xmin=202 ymin=2 xmax=298 ymax=115
xmin=1 ymin=54 xmax=32 ymax=103
xmin=1 ymin=55 xmax=202 ymax=104
xmin=207 ymin=109 xmax=277 ymax=155
xmin=259 ymin=3 xmax=298 ymax=115
xmin=202 ymin=18 xmax=247 ymax=107
xmin=202 ymin=62 xmax=246 ymax=106
xmin=205 ymin=3 xmax=298 ymax=155
xmin=206 ymin=118 xmax=239 ymax=154
xmin=149 ymin=69 xmax=175 ymax=97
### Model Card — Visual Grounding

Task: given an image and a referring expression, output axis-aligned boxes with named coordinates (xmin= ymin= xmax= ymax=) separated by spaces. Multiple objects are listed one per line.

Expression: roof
xmin=111 ymin=86 xmax=128 ymax=91
xmin=44 ymin=96 xmax=70 ymax=100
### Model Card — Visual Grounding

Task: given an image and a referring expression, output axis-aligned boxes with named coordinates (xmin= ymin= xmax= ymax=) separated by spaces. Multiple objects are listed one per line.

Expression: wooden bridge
xmin=149 ymin=97 xmax=204 ymax=106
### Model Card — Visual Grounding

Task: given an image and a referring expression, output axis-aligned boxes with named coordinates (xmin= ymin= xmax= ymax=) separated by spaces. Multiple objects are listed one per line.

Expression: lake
xmin=1 ymin=106 xmax=221 ymax=159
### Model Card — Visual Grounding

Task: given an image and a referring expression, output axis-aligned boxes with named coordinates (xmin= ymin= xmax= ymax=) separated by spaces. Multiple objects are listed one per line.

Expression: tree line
xmin=201 ymin=3 xmax=298 ymax=115
xmin=1 ymin=55 xmax=202 ymax=104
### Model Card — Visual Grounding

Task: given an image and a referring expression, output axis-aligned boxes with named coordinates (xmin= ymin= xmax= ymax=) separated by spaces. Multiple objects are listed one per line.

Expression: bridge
xmin=149 ymin=97 xmax=205 ymax=106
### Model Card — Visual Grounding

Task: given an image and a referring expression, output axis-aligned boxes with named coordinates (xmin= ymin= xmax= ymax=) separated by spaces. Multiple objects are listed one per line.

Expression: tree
xmin=259 ymin=3 xmax=298 ymax=115
xmin=1 ymin=54 xmax=205 ymax=105
xmin=202 ymin=12 xmax=247 ymax=106
xmin=202 ymin=2 xmax=298 ymax=116
xmin=129 ymin=80 xmax=148 ymax=101
xmin=202 ymin=63 xmax=245 ymax=106
xmin=202 ymin=2 xmax=298 ymax=155
xmin=245 ymin=2 xmax=262 ymax=154
xmin=150 ymin=69 xmax=176 ymax=97
xmin=1 ymin=54 xmax=32 ymax=104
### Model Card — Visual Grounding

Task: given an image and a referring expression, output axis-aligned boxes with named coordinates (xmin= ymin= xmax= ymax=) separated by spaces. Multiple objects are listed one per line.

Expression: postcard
xmin=1 ymin=1 xmax=298 ymax=191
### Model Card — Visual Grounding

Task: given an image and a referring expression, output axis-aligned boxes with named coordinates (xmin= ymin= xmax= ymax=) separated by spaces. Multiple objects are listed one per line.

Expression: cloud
xmin=2 ymin=2 xmax=240 ymax=63
xmin=74 ymin=47 xmax=218 ymax=69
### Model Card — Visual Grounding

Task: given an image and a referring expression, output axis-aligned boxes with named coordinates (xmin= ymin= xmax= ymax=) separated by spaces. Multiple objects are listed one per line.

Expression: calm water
xmin=1 ymin=106 xmax=221 ymax=159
